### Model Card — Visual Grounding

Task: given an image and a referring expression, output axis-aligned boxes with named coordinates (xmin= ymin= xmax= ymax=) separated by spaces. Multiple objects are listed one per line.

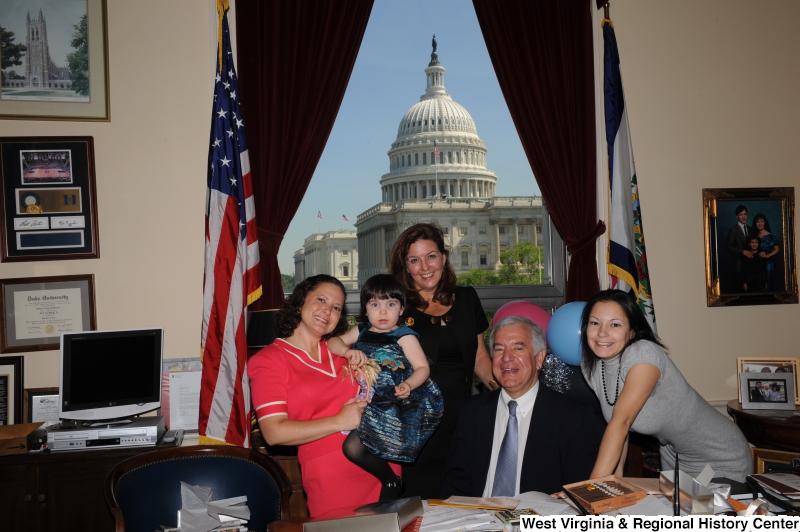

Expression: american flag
xmin=317 ymin=211 xmax=323 ymax=219
xmin=434 ymin=140 xmax=440 ymax=161
xmin=200 ymin=1 xmax=261 ymax=447
xmin=342 ymin=214 xmax=350 ymax=222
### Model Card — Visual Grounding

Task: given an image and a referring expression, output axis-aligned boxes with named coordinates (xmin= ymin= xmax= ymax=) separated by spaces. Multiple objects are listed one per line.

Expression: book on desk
xmin=301 ymin=496 xmax=422 ymax=532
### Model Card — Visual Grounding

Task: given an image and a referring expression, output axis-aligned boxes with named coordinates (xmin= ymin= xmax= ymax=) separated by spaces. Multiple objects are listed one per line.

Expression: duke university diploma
xmin=14 ymin=288 xmax=83 ymax=339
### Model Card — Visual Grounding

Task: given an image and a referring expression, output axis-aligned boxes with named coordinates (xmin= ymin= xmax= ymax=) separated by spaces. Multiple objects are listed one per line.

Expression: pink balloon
xmin=492 ymin=300 xmax=551 ymax=336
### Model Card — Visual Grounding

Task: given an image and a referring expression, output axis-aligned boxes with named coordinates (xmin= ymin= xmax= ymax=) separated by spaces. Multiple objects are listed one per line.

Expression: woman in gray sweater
xmin=580 ymin=290 xmax=751 ymax=482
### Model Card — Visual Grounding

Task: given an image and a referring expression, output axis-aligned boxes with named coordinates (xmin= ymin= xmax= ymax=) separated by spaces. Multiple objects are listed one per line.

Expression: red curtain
xmin=235 ymin=0 xmax=374 ymax=309
xmin=472 ymin=0 xmax=604 ymax=303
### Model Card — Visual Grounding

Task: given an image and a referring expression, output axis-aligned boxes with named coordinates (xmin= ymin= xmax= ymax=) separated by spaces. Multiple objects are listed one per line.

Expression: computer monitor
xmin=59 ymin=328 xmax=164 ymax=422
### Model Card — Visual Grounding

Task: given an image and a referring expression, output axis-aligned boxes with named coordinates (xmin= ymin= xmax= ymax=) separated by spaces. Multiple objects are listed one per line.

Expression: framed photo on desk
xmin=740 ymin=371 xmax=796 ymax=411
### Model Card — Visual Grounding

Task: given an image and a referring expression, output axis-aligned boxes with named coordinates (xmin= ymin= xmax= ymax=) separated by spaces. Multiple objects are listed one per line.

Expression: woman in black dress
xmin=389 ymin=223 xmax=496 ymax=498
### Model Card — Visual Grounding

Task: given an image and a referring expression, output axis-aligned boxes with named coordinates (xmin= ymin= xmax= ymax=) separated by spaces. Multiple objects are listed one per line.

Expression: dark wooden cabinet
xmin=727 ymin=400 xmax=800 ymax=452
xmin=0 ymin=446 xmax=158 ymax=532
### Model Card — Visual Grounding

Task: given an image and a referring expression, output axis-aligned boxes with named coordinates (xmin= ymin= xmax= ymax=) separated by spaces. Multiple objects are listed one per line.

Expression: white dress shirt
xmin=482 ymin=381 xmax=539 ymax=497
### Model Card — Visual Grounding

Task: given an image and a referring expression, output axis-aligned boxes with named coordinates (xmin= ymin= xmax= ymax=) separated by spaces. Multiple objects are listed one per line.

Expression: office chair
xmin=105 ymin=445 xmax=291 ymax=532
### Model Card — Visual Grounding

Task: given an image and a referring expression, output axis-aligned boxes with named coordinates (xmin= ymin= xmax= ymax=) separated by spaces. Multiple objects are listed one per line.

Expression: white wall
xmin=0 ymin=1 xmax=214 ymax=388
xmin=613 ymin=0 xmax=800 ymax=401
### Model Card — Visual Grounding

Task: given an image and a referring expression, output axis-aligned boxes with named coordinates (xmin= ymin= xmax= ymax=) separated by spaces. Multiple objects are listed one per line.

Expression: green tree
xmin=458 ymin=241 xmax=545 ymax=286
xmin=281 ymin=274 xmax=295 ymax=291
xmin=457 ymin=268 xmax=500 ymax=286
xmin=498 ymin=241 xmax=544 ymax=284
xmin=66 ymin=15 xmax=89 ymax=96
xmin=1 ymin=25 xmax=27 ymax=84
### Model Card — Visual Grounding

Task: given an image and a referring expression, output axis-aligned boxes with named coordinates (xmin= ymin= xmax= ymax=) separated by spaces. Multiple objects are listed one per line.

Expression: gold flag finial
xmin=601 ymin=2 xmax=614 ymax=28
xmin=216 ymin=0 xmax=229 ymax=72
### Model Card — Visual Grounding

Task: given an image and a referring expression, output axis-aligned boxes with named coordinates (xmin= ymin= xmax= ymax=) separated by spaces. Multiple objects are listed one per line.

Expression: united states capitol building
xmin=294 ymin=39 xmax=543 ymax=289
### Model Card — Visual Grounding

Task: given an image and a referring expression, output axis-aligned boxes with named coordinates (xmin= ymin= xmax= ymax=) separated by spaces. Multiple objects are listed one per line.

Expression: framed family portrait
xmin=0 ymin=136 xmax=99 ymax=262
xmin=0 ymin=356 xmax=24 ymax=425
xmin=0 ymin=0 xmax=110 ymax=121
xmin=0 ymin=274 xmax=96 ymax=353
xmin=740 ymin=371 xmax=796 ymax=411
xmin=736 ymin=357 xmax=800 ymax=405
xmin=703 ymin=187 xmax=797 ymax=307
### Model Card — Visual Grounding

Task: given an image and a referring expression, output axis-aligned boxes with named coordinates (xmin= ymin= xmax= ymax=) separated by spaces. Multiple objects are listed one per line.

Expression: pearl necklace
xmin=600 ymin=359 xmax=621 ymax=406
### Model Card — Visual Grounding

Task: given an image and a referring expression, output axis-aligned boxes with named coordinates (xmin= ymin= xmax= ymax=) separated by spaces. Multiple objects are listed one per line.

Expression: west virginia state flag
xmin=603 ymin=20 xmax=656 ymax=332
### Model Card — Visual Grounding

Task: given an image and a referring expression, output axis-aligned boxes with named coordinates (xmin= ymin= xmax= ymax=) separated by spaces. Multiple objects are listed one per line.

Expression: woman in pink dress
xmin=248 ymin=274 xmax=400 ymax=516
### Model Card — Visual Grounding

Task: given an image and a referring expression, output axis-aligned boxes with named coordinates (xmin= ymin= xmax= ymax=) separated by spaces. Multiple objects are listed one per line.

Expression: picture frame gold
xmin=752 ymin=447 xmax=800 ymax=475
xmin=0 ymin=0 xmax=110 ymax=121
xmin=737 ymin=357 xmax=800 ymax=405
xmin=703 ymin=187 xmax=797 ymax=307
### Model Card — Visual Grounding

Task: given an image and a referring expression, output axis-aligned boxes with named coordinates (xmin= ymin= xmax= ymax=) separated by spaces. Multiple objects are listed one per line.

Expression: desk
xmin=726 ymin=400 xmax=800 ymax=452
xmin=0 ymin=444 xmax=159 ymax=532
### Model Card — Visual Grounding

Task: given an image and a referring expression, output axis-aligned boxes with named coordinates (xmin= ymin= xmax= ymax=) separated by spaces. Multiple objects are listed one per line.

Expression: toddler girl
xmin=328 ymin=274 xmax=443 ymax=500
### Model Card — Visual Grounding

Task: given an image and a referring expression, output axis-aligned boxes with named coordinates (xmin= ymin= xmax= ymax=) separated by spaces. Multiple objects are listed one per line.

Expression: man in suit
xmin=726 ymin=205 xmax=758 ymax=290
xmin=750 ymin=381 xmax=766 ymax=402
xmin=440 ymin=316 xmax=603 ymax=497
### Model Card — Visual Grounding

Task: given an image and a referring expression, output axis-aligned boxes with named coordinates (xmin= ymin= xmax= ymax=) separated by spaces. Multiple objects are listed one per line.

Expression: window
xmin=415 ymin=153 xmax=419 ymax=165
xmin=461 ymin=250 xmax=469 ymax=266
xmin=448 ymin=152 xmax=452 ymax=163
xmin=479 ymin=226 xmax=486 ymax=235
xmin=423 ymin=152 xmax=427 ymax=164
xmin=442 ymin=227 xmax=449 ymax=235
xmin=480 ymin=252 xmax=487 ymax=265
xmin=342 ymin=249 xmax=349 ymax=256
xmin=499 ymin=225 xmax=506 ymax=234
xmin=459 ymin=226 xmax=468 ymax=235
xmin=431 ymin=152 xmax=435 ymax=164
xmin=518 ymin=225 xmax=524 ymax=234
xmin=342 ymin=265 xmax=349 ymax=277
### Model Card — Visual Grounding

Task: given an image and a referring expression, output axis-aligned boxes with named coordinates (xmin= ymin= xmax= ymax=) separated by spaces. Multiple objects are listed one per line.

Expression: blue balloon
xmin=546 ymin=301 xmax=586 ymax=366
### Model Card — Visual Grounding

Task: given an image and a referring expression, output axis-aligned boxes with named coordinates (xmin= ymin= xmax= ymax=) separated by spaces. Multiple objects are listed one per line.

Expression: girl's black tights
xmin=342 ymin=431 xmax=404 ymax=500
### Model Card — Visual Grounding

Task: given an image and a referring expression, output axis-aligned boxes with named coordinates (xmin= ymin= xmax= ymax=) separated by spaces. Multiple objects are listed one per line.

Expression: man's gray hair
xmin=489 ymin=315 xmax=546 ymax=354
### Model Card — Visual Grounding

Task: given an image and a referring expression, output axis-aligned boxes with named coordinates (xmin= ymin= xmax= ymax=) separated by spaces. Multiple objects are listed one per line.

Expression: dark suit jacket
xmin=726 ymin=223 xmax=758 ymax=274
xmin=440 ymin=384 xmax=603 ymax=497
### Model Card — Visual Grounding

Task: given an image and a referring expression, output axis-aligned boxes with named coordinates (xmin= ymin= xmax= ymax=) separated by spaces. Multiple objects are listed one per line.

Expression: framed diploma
xmin=0 ymin=274 xmax=96 ymax=353
xmin=0 ymin=356 xmax=24 ymax=425
xmin=0 ymin=136 xmax=100 ymax=262
xmin=24 ymin=387 xmax=59 ymax=424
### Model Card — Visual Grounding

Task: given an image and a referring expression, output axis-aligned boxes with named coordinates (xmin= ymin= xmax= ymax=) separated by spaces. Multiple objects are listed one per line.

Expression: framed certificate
xmin=24 ymin=387 xmax=59 ymax=424
xmin=0 ymin=137 xmax=100 ymax=262
xmin=0 ymin=356 xmax=24 ymax=425
xmin=0 ymin=274 xmax=96 ymax=353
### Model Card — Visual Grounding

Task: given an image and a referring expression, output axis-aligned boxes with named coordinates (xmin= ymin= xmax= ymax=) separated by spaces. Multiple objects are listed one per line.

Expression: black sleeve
xmin=560 ymin=401 xmax=604 ymax=485
xmin=439 ymin=400 xmax=476 ymax=498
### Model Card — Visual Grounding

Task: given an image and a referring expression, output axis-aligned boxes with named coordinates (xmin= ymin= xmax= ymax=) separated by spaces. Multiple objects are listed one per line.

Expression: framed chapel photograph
xmin=0 ymin=356 xmax=24 ymax=425
xmin=0 ymin=137 xmax=99 ymax=262
xmin=703 ymin=187 xmax=797 ymax=307
xmin=736 ymin=357 xmax=800 ymax=405
xmin=0 ymin=0 xmax=110 ymax=121
xmin=23 ymin=387 xmax=59 ymax=424
xmin=0 ymin=274 xmax=96 ymax=353
xmin=740 ymin=372 xmax=796 ymax=411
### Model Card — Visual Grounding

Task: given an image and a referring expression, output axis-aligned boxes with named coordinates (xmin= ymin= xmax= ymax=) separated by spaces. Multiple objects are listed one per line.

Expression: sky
xmin=0 ymin=0 xmax=87 ymax=71
xmin=277 ymin=0 xmax=542 ymax=275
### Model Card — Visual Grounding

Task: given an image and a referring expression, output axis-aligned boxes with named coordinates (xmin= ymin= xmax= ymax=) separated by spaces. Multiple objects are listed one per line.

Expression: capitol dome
xmin=380 ymin=39 xmax=497 ymax=202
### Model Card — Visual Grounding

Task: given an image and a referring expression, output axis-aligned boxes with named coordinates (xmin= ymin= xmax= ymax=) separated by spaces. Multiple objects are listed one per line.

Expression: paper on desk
xmin=515 ymin=491 xmax=578 ymax=516
xmin=173 ymin=482 xmax=250 ymax=532
xmin=421 ymin=501 xmax=501 ymax=532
